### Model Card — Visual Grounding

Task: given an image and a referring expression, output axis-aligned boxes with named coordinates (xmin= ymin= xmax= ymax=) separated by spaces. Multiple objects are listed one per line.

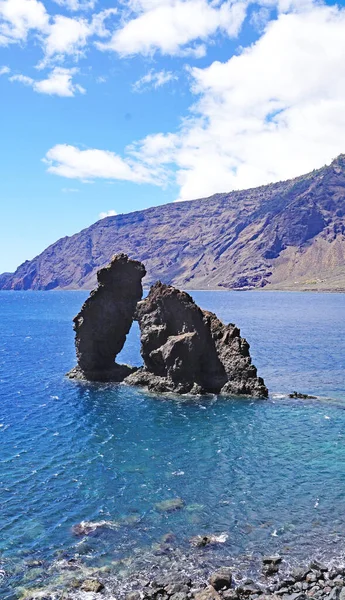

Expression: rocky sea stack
xmin=67 ymin=253 xmax=146 ymax=382
xmin=68 ymin=254 xmax=267 ymax=398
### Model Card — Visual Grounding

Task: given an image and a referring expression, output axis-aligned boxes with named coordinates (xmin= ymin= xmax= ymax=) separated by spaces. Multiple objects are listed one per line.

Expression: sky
xmin=1 ymin=0 xmax=345 ymax=273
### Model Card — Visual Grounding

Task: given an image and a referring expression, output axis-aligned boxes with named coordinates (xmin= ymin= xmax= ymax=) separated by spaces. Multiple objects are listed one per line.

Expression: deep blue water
xmin=0 ymin=291 xmax=345 ymax=597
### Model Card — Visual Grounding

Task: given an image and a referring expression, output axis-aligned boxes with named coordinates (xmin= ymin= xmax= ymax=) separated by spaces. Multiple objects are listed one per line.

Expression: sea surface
xmin=0 ymin=290 xmax=345 ymax=598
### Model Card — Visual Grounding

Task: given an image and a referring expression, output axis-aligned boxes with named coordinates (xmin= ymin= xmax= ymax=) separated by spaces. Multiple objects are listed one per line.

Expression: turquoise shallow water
xmin=0 ymin=291 xmax=345 ymax=597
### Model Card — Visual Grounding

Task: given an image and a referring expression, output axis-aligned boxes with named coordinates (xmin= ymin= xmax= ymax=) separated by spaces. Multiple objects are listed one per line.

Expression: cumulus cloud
xmin=97 ymin=0 xmax=247 ymax=56
xmin=95 ymin=0 xmax=316 ymax=59
xmin=0 ymin=0 xmax=320 ymax=65
xmin=37 ymin=8 xmax=116 ymax=66
xmin=250 ymin=6 xmax=271 ymax=31
xmin=0 ymin=64 xmax=10 ymax=74
xmin=131 ymin=3 xmax=345 ymax=200
xmin=99 ymin=209 xmax=118 ymax=218
xmin=52 ymin=0 xmax=96 ymax=12
xmin=133 ymin=69 xmax=177 ymax=92
xmin=40 ymin=15 xmax=91 ymax=63
xmin=10 ymin=67 xmax=85 ymax=96
xmin=0 ymin=0 xmax=48 ymax=46
xmin=43 ymin=144 xmax=168 ymax=185
xmin=45 ymin=3 xmax=345 ymax=204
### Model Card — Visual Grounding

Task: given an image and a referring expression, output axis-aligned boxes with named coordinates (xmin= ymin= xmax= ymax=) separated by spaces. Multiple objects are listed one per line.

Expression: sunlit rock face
xmin=125 ymin=282 xmax=268 ymax=397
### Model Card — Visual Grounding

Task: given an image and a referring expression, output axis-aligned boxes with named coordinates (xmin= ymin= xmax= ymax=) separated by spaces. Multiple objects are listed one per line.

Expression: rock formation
xmin=67 ymin=254 xmax=146 ymax=382
xmin=204 ymin=311 xmax=267 ymax=397
xmin=67 ymin=256 xmax=267 ymax=397
xmin=125 ymin=282 xmax=268 ymax=397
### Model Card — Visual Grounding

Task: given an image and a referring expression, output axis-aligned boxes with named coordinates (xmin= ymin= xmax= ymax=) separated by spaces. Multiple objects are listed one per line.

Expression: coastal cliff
xmin=2 ymin=155 xmax=345 ymax=291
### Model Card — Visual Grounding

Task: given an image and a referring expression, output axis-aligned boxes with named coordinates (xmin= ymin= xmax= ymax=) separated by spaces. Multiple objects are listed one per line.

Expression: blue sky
xmin=1 ymin=0 xmax=345 ymax=273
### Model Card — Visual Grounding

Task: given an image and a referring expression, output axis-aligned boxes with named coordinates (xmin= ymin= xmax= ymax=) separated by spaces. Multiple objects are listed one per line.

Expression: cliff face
xmin=2 ymin=155 xmax=345 ymax=292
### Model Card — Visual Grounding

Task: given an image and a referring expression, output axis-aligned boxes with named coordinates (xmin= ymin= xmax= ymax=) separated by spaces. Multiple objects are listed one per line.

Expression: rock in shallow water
xmin=189 ymin=533 xmax=229 ymax=547
xmin=209 ymin=568 xmax=233 ymax=590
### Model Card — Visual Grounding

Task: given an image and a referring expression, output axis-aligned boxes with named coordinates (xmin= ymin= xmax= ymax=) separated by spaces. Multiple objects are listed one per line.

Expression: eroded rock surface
xmin=125 ymin=283 xmax=227 ymax=394
xmin=205 ymin=311 xmax=268 ymax=397
xmin=67 ymin=253 xmax=146 ymax=382
xmin=125 ymin=282 xmax=267 ymax=397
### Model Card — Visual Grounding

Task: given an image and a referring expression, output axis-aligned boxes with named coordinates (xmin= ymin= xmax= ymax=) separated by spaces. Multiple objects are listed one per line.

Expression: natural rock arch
xmin=68 ymin=254 xmax=268 ymax=398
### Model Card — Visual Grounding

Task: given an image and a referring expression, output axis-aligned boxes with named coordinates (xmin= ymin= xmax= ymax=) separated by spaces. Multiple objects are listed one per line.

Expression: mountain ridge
xmin=2 ymin=155 xmax=345 ymax=292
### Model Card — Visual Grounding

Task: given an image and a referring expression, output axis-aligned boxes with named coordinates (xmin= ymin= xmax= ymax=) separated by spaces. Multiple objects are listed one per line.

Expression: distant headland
xmin=1 ymin=155 xmax=345 ymax=292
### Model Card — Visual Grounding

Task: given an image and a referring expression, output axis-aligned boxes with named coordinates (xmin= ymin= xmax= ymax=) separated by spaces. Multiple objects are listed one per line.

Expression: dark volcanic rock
xmin=126 ymin=283 xmax=227 ymax=394
xmin=125 ymin=283 xmax=267 ymax=397
xmin=204 ymin=311 xmax=268 ymax=397
xmin=67 ymin=254 xmax=146 ymax=382
xmin=289 ymin=391 xmax=317 ymax=400
xmin=209 ymin=568 xmax=233 ymax=590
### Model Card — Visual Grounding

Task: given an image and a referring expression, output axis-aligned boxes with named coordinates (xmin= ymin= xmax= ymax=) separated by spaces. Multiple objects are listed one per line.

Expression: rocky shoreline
xmin=16 ymin=535 xmax=345 ymax=600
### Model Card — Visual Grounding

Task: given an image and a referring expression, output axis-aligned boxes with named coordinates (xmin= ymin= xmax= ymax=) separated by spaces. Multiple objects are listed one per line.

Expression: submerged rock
xmin=155 ymin=498 xmax=185 ymax=513
xmin=67 ymin=254 xmax=146 ymax=382
xmin=125 ymin=283 xmax=267 ymax=397
xmin=72 ymin=520 xmax=118 ymax=536
xmin=80 ymin=578 xmax=104 ymax=592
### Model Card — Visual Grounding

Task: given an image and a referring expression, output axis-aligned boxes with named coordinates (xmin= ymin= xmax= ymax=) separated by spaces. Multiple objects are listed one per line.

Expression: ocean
xmin=0 ymin=290 xmax=345 ymax=598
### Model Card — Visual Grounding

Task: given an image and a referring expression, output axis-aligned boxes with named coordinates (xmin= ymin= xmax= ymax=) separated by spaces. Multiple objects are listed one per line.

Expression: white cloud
xmin=250 ymin=6 xmax=271 ymax=31
xmin=130 ymin=3 xmax=345 ymax=200
xmin=97 ymin=0 xmax=247 ymax=56
xmin=43 ymin=144 xmax=167 ymax=185
xmin=0 ymin=65 xmax=10 ymax=74
xmin=95 ymin=0 xmax=316 ymax=59
xmin=52 ymin=0 xmax=96 ymax=13
xmin=62 ymin=187 xmax=80 ymax=192
xmin=10 ymin=67 xmax=85 ymax=96
xmin=48 ymin=3 xmax=345 ymax=204
xmin=99 ymin=209 xmax=117 ymax=218
xmin=133 ymin=69 xmax=177 ymax=92
xmin=0 ymin=0 xmax=48 ymax=46
xmin=40 ymin=15 xmax=91 ymax=64
xmin=37 ymin=9 xmax=116 ymax=67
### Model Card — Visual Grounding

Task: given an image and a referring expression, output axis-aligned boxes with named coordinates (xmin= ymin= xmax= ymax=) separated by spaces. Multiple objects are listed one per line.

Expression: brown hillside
xmin=1 ymin=155 xmax=345 ymax=292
